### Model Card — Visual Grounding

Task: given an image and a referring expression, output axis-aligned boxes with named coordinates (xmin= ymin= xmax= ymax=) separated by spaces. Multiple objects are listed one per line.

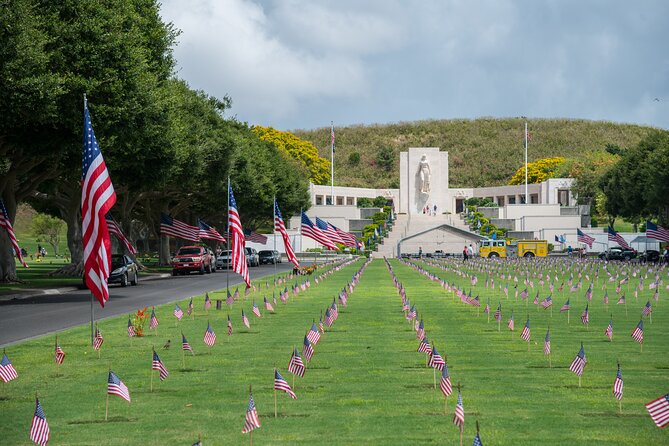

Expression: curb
xmin=0 ymin=273 xmax=171 ymax=302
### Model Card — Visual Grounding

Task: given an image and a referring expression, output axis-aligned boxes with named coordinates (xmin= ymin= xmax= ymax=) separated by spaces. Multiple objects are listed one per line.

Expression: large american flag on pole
xmin=301 ymin=212 xmax=337 ymax=250
xmin=274 ymin=200 xmax=299 ymax=267
xmin=0 ymin=199 xmax=28 ymax=267
xmin=228 ymin=183 xmax=250 ymax=287
xmin=160 ymin=213 xmax=200 ymax=242
xmin=82 ymin=98 xmax=117 ymax=307
xmin=197 ymin=218 xmax=226 ymax=242
xmin=646 ymin=221 xmax=669 ymax=243
xmin=105 ymin=213 xmax=137 ymax=255
xmin=316 ymin=217 xmax=344 ymax=245
xmin=607 ymin=226 xmax=631 ymax=250
xmin=577 ymin=228 xmax=595 ymax=248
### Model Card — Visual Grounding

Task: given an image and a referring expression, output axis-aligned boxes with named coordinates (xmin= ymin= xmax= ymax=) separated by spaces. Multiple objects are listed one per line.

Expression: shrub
xmin=348 ymin=152 xmax=361 ymax=166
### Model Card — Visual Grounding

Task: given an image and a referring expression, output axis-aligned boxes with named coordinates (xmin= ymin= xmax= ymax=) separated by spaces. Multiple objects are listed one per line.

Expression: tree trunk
xmin=0 ymin=230 xmax=19 ymax=282
xmin=65 ymin=197 xmax=83 ymax=265
xmin=159 ymin=235 xmax=171 ymax=266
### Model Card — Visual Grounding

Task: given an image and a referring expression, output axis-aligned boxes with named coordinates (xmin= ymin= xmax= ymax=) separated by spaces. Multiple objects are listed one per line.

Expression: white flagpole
xmin=330 ymin=121 xmax=335 ymax=205
xmin=226 ymin=176 xmax=230 ymax=297
xmin=273 ymin=196 xmax=277 ymax=299
xmin=524 ymin=121 xmax=529 ymax=205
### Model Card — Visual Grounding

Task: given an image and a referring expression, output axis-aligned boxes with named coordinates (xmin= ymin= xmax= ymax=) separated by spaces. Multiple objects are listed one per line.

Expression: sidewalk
xmin=0 ymin=273 xmax=171 ymax=302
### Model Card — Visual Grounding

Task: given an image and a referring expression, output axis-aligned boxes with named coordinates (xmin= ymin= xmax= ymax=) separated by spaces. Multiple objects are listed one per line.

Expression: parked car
xmin=216 ymin=250 xmax=231 ymax=270
xmin=639 ymin=250 xmax=660 ymax=262
xmin=259 ymin=250 xmax=281 ymax=264
xmin=245 ymin=247 xmax=259 ymax=267
xmin=172 ymin=246 xmax=214 ymax=275
xmin=598 ymin=247 xmax=637 ymax=261
xmin=109 ymin=254 xmax=139 ymax=287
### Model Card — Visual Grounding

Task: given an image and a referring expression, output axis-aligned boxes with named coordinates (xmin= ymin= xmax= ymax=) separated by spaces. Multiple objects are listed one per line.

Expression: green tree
xmin=30 ymin=213 xmax=64 ymax=255
xmin=348 ymin=152 xmax=361 ymax=166
xmin=376 ymin=146 xmax=395 ymax=170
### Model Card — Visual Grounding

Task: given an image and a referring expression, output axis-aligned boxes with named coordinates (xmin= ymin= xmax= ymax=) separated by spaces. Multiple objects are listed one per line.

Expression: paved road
xmin=0 ymin=263 xmax=294 ymax=347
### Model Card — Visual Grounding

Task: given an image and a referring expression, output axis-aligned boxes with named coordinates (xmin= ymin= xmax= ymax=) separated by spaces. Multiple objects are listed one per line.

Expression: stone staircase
xmin=374 ymin=214 xmax=479 ymax=258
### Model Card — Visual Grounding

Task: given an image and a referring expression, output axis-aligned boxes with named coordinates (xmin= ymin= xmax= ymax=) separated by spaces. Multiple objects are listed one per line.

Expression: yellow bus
xmin=478 ymin=239 xmax=548 ymax=258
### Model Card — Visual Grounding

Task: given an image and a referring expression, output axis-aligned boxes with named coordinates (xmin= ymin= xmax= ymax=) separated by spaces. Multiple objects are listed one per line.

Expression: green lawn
xmin=0 ymin=258 xmax=667 ymax=445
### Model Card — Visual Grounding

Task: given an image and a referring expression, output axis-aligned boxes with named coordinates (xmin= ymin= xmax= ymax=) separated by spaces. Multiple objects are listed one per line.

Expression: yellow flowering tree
xmin=509 ymin=157 xmax=566 ymax=185
xmin=253 ymin=126 xmax=331 ymax=185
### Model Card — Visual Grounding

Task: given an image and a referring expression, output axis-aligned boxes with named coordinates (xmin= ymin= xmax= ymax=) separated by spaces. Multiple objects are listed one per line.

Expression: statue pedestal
xmin=399 ymin=147 xmax=449 ymax=214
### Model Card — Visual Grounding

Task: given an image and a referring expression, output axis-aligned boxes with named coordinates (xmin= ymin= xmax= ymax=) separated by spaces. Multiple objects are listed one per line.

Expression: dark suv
xmin=599 ymin=247 xmax=637 ymax=261
xmin=259 ymin=250 xmax=281 ymax=264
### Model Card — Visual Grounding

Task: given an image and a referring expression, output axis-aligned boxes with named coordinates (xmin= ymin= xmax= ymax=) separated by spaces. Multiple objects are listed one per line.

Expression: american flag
xmin=29 ymin=398 xmax=50 ymax=446
xmin=93 ymin=326 xmax=104 ymax=350
xmin=607 ymin=226 xmax=631 ymax=250
xmin=204 ymin=293 xmax=211 ymax=311
xmin=645 ymin=393 xmax=669 ymax=428
xmin=631 ymin=319 xmax=644 ymax=344
xmin=182 ymin=333 xmax=193 ymax=353
xmin=331 ymin=121 xmax=336 ymax=153
xmin=543 ymin=329 xmax=551 ymax=355
xmin=581 ymin=305 xmax=589 ymax=325
xmin=416 ymin=319 xmax=425 ymax=340
xmin=174 ymin=304 xmax=183 ymax=321
xmin=105 ymin=213 xmax=138 ymax=255
xmin=0 ymin=352 xmax=18 ymax=382
xmin=288 ymin=348 xmax=305 ymax=377
xmin=108 ymin=370 xmax=131 ymax=402
xmin=617 ymin=294 xmax=626 ymax=305
xmin=316 ymin=217 xmax=344 ymax=245
xmin=484 ymin=299 xmax=490 ymax=314
xmin=473 ymin=432 xmax=483 ymax=446
xmin=453 ymin=390 xmax=465 ymax=428
xmin=520 ymin=318 xmax=531 ymax=342
xmin=301 ymin=211 xmax=337 ymax=250
xmin=187 ymin=298 xmax=193 ymax=316
xmin=264 ymin=297 xmax=274 ymax=312
xmin=226 ymin=290 xmax=234 ymax=307
xmin=274 ymin=369 xmax=297 ymax=399
xmin=318 ymin=316 xmax=324 ymax=333
xmin=303 ymin=336 xmax=314 ymax=362
xmin=228 ymin=184 xmax=250 ymax=287
xmin=613 ymin=364 xmax=623 ymax=401
xmin=149 ymin=308 xmax=159 ymax=329
xmin=242 ymin=391 xmax=261 ymax=434
xmin=407 ymin=305 xmax=417 ymax=321
xmin=244 ymin=229 xmax=268 ymax=244
xmin=227 ymin=315 xmax=233 ymax=336
xmin=333 ymin=224 xmax=358 ymax=248
xmin=197 ymin=218 xmax=226 ymax=242
xmin=324 ymin=308 xmax=334 ymax=327
xmin=646 ymin=221 xmax=669 ymax=243
xmin=152 ymin=350 xmax=169 ymax=381
xmin=440 ymin=364 xmax=453 ymax=397
xmin=494 ymin=304 xmax=502 ymax=321
xmin=82 ymin=100 xmax=117 ymax=307
xmin=330 ymin=301 xmax=339 ymax=319
xmin=520 ymin=288 xmax=529 ymax=299
xmin=54 ymin=340 xmax=65 ymax=365
xmin=507 ymin=312 xmax=515 ymax=331
xmin=274 ymin=201 xmax=299 ymax=267
xmin=577 ymin=228 xmax=595 ymax=248
xmin=160 ymin=213 xmax=200 ymax=241
xmin=242 ymin=310 xmax=250 ymax=329
xmin=569 ymin=343 xmax=587 ymax=376
xmin=605 ymin=320 xmax=613 ymax=340
xmin=252 ymin=301 xmax=262 ymax=317
xmin=429 ymin=346 xmax=445 ymax=371
xmin=418 ymin=338 xmax=432 ymax=354
xmin=604 ymin=290 xmax=609 ymax=305
xmin=585 ymin=284 xmax=593 ymax=301
xmin=0 ymin=199 xmax=28 ymax=268
xmin=127 ymin=319 xmax=136 ymax=337
xmin=541 ymin=295 xmax=553 ymax=309
xmin=642 ymin=301 xmax=652 ymax=317
xmin=204 ymin=322 xmax=216 ymax=346
xmin=307 ymin=322 xmax=321 ymax=345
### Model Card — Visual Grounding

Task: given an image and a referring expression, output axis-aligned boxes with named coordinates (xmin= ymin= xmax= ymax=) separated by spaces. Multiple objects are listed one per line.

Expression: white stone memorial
xmin=399 ymin=147 xmax=449 ymax=214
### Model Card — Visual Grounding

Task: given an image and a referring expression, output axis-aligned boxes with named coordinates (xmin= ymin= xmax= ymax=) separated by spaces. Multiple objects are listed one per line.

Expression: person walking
xmin=463 ymin=245 xmax=469 ymax=262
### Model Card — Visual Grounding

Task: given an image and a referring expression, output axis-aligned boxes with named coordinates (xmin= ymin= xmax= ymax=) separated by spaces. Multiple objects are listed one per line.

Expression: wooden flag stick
xmin=444 ymin=396 xmax=448 ymax=415
xmin=150 ymin=348 xmax=154 ymax=393
xmin=105 ymin=392 xmax=109 ymax=421
xmin=578 ymin=375 xmax=581 ymax=388
xmin=274 ymin=387 xmax=278 ymax=418
xmin=619 ymin=399 xmax=622 ymax=414
xmin=567 ymin=309 xmax=570 ymax=325
xmin=433 ymin=367 xmax=437 ymax=389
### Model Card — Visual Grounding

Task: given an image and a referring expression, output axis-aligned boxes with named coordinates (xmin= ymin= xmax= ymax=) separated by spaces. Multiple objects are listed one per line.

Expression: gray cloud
xmin=160 ymin=0 xmax=669 ymax=131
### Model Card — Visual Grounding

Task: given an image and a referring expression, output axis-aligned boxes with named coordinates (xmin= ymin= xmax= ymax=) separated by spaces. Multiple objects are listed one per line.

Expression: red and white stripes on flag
xmin=242 ymin=392 xmax=261 ymax=434
xmin=82 ymin=100 xmax=117 ymax=307
xmin=301 ymin=212 xmax=337 ymax=250
xmin=646 ymin=393 xmax=669 ymax=428
xmin=577 ymin=228 xmax=595 ymax=248
xmin=274 ymin=368 xmax=297 ymax=399
xmin=30 ymin=398 xmax=50 ymax=446
xmin=646 ymin=221 xmax=669 ymax=243
xmin=160 ymin=213 xmax=200 ymax=242
xmin=105 ymin=214 xmax=138 ymax=255
xmin=198 ymin=218 xmax=226 ymax=242
xmin=274 ymin=201 xmax=299 ymax=267
xmin=607 ymin=226 xmax=631 ymax=250
xmin=107 ymin=370 xmax=131 ymax=402
xmin=152 ymin=351 xmax=169 ymax=381
xmin=0 ymin=199 xmax=28 ymax=267
xmin=228 ymin=183 xmax=250 ymax=288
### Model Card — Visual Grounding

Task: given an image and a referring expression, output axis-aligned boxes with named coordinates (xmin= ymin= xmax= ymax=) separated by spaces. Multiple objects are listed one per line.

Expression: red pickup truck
xmin=172 ymin=246 xmax=214 ymax=275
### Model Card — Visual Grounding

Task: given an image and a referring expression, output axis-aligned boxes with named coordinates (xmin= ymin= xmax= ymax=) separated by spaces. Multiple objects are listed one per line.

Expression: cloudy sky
xmin=159 ymin=0 xmax=669 ymax=131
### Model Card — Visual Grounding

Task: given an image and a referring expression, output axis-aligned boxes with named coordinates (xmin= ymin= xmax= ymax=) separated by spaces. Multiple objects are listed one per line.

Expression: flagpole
xmin=524 ymin=121 xmax=528 ymax=205
xmin=83 ymin=94 xmax=96 ymax=347
xmin=227 ymin=176 xmax=230 ymax=298
xmin=330 ymin=121 xmax=334 ymax=206
xmin=273 ymin=197 xmax=277 ymax=304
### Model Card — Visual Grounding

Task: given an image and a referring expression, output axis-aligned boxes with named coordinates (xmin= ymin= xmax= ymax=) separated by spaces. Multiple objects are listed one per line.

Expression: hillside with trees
xmin=293 ymin=118 xmax=658 ymax=188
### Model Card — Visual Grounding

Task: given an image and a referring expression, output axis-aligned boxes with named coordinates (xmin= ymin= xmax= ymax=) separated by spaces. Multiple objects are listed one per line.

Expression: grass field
xmin=1 ymin=258 xmax=667 ymax=445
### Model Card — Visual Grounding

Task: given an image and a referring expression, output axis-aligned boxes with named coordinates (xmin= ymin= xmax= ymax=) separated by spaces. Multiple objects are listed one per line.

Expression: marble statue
xmin=418 ymin=154 xmax=431 ymax=193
